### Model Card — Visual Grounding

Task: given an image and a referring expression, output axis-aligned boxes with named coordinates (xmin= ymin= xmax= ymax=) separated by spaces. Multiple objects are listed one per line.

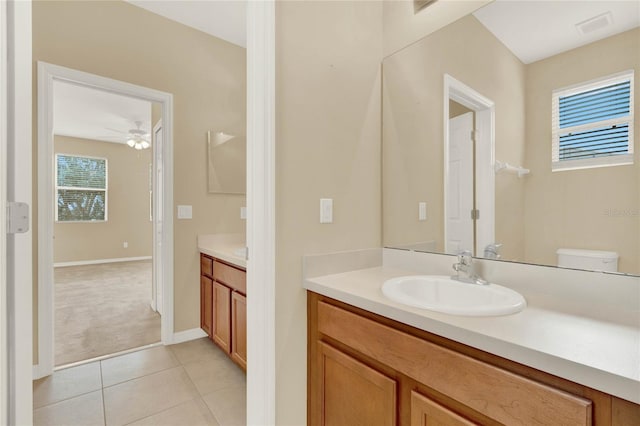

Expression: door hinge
xmin=471 ymin=130 xmax=478 ymax=141
xmin=470 ymin=209 xmax=480 ymax=220
xmin=7 ymin=202 xmax=29 ymax=234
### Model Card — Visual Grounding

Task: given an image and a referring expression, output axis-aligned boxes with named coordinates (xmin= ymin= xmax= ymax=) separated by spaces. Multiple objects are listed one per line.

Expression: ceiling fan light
xmin=134 ymin=142 xmax=143 ymax=150
xmin=141 ymin=140 xmax=150 ymax=149
xmin=127 ymin=139 xmax=136 ymax=147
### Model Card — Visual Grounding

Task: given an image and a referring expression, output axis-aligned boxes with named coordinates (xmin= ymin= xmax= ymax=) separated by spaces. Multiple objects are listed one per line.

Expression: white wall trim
xmin=171 ymin=327 xmax=207 ymax=344
xmin=37 ymin=62 xmax=174 ymax=378
xmin=54 ymin=256 xmax=152 ymax=268
xmin=246 ymin=1 xmax=276 ymax=425
xmin=443 ymin=74 xmax=495 ymax=256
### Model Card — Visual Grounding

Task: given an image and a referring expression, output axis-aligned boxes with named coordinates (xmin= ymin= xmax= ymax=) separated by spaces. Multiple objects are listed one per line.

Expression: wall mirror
xmin=382 ymin=0 xmax=639 ymax=275
xmin=207 ymin=130 xmax=246 ymax=194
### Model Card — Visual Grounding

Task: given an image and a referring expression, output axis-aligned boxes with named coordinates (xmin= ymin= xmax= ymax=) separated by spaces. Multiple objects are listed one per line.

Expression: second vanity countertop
xmin=198 ymin=233 xmax=246 ymax=269
xmin=303 ymin=248 xmax=640 ymax=404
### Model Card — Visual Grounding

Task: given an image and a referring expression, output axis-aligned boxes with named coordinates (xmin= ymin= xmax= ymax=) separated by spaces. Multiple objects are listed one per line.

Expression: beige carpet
xmin=54 ymin=260 xmax=160 ymax=366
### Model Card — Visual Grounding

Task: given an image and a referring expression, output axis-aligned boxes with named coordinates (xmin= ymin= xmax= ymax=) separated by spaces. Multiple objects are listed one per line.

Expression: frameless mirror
xmin=207 ymin=130 xmax=246 ymax=194
xmin=382 ymin=0 xmax=639 ymax=275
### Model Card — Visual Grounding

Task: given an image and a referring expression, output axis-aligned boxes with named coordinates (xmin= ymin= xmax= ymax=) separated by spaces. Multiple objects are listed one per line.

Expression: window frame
xmin=54 ymin=153 xmax=109 ymax=223
xmin=551 ymin=70 xmax=634 ymax=172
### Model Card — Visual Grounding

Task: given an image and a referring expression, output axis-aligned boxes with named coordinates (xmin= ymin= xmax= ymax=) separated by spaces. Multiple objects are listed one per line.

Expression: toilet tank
xmin=556 ymin=248 xmax=619 ymax=272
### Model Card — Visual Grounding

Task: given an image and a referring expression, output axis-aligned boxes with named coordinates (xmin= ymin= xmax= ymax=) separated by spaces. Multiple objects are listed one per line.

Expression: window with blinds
xmin=552 ymin=70 xmax=634 ymax=171
xmin=55 ymin=154 xmax=108 ymax=222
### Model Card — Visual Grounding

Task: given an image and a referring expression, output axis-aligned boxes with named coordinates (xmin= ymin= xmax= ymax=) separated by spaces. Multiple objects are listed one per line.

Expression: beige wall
xmin=524 ymin=28 xmax=640 ymax=273
xmin=53 ymin=135 xmax=152 ymax=263
xmin=275 ymin=1 xmax=383 ymax=424
xmin=382 ymin=15 xmax=527 ymax=261
xmin=33 ymin=0 xmax=246 ymax=360
xmin=383 ymin=0 xmax=491 ymax=57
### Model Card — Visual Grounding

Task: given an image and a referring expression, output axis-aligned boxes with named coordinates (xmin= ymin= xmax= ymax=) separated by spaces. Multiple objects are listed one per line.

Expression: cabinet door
xmin=200 ymin=276 xmax=213 ymax=337
xmin=317 ymin=342 xmax=396 ymax=426
xmin=411 ymin=391 xmax=477 ymax=426
xmin=212 ymin=282 xmax=231 ymax=353
xmin=231 ymin=292 xmax=247 ymax=370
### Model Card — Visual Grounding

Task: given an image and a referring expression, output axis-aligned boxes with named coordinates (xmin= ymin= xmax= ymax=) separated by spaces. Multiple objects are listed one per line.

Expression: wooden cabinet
xmin=212 ymin=281 xmax=231 ymax=353
xmin=231 ymin=292 xmax=247 ymax=369
xmin=410 ymin=391 xmax=476 ymax=426
xmin=317 ymin=342 xmax=396 ymax=426
xmin=200 ymin=276 xmax=213 ymax=336
xmin=200 ymin=253 xmax=246 ymax=370
xmin=309 ymin=292 xmax=639 ymax=426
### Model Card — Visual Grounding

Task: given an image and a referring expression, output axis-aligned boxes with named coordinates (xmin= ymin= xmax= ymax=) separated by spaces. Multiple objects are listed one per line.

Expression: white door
xmin=446 ymin=112 xmax=474 ymax=255
xmin=152 ymin=121 xmax=163 ymax=315
xmin=2 ymin=0 xmax=33 ymax=423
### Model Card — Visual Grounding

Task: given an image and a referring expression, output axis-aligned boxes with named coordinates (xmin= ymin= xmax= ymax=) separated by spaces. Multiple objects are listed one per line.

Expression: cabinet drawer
xmin=200 ymin=254 xmax=214 ymax=278
xmin=317 ymin=302 xmax=593 ymax=426
xmin=213 ymin=261 xmax=246 ymax=294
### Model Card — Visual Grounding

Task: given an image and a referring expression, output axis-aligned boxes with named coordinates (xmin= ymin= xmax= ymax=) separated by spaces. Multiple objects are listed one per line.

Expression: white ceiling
xmin=126 ymin=0 xmax=247 ymax=47
xmin=53 ymin=81 xmax=152 ymax=145
xmin=473 ymin=0 xmax=640 ymax=64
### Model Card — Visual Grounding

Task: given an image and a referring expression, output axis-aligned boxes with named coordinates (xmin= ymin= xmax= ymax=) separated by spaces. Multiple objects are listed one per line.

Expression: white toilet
xmin=556 ymin=248 xmax=619 ymax=272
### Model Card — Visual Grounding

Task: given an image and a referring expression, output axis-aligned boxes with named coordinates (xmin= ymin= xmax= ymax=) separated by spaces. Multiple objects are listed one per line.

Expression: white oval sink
xmin=382 ymin=275 xmax=526 ymax=316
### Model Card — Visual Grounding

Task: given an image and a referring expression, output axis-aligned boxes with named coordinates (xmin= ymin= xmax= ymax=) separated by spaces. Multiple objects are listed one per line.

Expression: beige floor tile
xmin=183 ymin=354 xmax=245 ymax=396
xmin=103 ymin=366 xmax=199 ymax=426
xmin=101 ymin=345 xmax=179 ymax=387
xmin=33 ymin=390 xmax=105 ymax=426
xmin=126 ymin=398 xmax=219 ymax=426
xmin=33 ymin=362 xmax=102 ymax=409
xmin=168 ymin=337 xmax=227 ymax=365
xmin=202 ymin=385 xmax=246 ymax=426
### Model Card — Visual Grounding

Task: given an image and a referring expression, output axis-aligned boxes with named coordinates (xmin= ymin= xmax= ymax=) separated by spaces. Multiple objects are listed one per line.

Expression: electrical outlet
xmin=123 ymin=242 xmax=128 ymax=248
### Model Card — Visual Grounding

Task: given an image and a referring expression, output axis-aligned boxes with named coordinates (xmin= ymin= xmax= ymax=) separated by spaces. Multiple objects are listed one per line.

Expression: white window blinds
xmin=552 ymin=70 xmax=634 ymax=171
xmin=55 ymin=154 xmax=108 ymax=222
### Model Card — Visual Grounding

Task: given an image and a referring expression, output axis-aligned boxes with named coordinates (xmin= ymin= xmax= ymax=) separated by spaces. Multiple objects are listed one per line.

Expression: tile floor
xmin=33 ymin=338 xmax=246 ymax=426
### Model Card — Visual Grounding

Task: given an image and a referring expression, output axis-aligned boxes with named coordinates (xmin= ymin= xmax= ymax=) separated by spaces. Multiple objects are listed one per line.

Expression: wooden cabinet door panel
xmin=231 ymin=292 xmax=247 ymax=370
xmin=411 ymin=391 xmax=477 ymax=426
xmin=200 ymin=276 xmax=213 ymax=337
xmin=318 ymin=342 xmax=396 ymax=426
xmin=200 ymin=254 xmax=214 ymax=278
xmin=212 ymin=282 xmax=231 ymax=353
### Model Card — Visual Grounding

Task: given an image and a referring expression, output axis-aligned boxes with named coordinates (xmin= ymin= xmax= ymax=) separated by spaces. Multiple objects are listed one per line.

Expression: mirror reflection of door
xmin=446 ymin=112 xmax=474 ymax=255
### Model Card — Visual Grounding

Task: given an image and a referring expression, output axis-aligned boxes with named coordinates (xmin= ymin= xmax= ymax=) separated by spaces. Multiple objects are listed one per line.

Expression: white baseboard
xmin=54 ymin=256 xmax=152 ymax=268
xmin=171 ymin=328 xmax=207 ymax=344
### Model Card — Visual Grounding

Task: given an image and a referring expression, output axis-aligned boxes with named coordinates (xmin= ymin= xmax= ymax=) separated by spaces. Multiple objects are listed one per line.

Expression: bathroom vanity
xmin=304 ymin=249 xmax=640 ymax=425
xmin=198 ymin=234 xmax=247 ymax=370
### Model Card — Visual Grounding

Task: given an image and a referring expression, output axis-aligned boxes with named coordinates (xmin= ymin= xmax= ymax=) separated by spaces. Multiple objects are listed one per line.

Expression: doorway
xmin=444 ymin=74 xmax=495 ymax=256
xmin=36 ymin=62 xmax=175 ymax=378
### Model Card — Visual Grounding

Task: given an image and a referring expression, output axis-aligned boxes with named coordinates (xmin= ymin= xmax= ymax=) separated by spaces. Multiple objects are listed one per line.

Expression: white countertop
xmin=303 ymin=249 xmax=640 ymax=404
xmin=198 ymin=233 xmax=246 ymax=268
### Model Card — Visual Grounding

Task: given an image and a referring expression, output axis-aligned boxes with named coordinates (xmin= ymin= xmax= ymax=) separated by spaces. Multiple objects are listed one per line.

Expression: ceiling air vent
xmin=415 ymin=0 xmax=438 ymax=13
xmin=575 ymin=11 xmax=613 ymax=35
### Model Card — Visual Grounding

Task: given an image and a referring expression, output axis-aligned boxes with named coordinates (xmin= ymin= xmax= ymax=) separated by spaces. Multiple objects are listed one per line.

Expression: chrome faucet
xmin=483 ymin=243 xmax=503 ymax=260
xmin=452 ymin=250 xmax=488 ymax=285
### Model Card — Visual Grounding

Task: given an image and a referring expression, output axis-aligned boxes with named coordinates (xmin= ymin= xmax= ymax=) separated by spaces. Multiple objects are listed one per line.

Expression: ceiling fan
xmin=124 ymin=121 xmax=151 ymax=150
xmin=103 ymin=121 xmax=151 ymax=150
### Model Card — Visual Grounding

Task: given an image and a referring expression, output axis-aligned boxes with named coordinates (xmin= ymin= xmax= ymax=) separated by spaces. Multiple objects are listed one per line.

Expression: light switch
xmin=320 ymin=198 xmax=333 ymax=224
xmin=419 ymin=202 xmax=427 ymax=221
xmin=240 ymin=206 xmax=247 ymax=220
xmin=177 ymin=205 xmax=192 ymax=219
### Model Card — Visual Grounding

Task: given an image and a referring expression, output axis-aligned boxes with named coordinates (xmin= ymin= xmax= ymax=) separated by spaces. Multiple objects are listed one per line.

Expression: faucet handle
xmin=457 ymin=250 xmax=472 ymax=264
